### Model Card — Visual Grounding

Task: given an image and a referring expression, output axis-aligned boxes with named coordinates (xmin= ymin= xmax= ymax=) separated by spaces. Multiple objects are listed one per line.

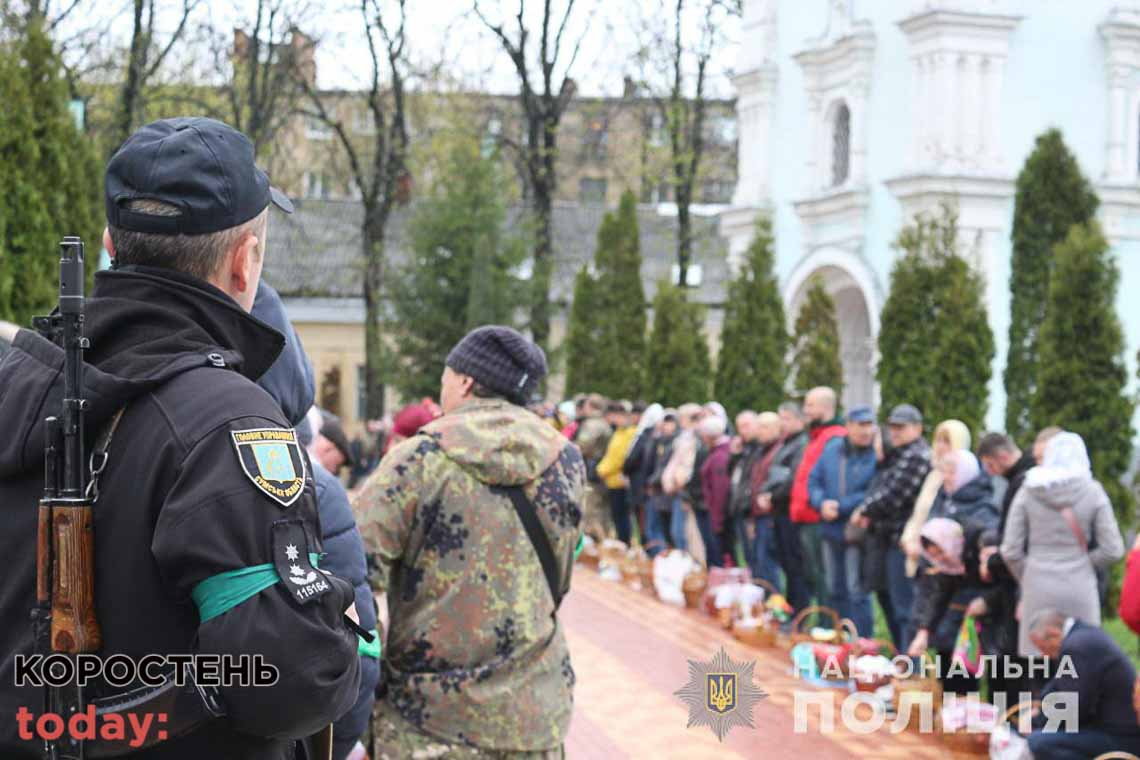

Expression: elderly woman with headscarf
xmin=907 ymin=453 xmax=999 ymax=652
xmin=907 ymin=517 xmax=998 ymax=694
xmin=900 ymin=420 xmax=972 ymax=576
xmin=622 ymin=403 xmax=665 ymax=552
xmin=1001 ymin=432 xmax=1125 ymax=657
xmin=927 ymin=449 xmax=996 ymax=526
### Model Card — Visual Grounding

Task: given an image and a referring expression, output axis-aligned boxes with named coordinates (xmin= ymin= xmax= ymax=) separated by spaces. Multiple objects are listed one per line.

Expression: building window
xmin=708 ymin=114 xmax=737 ymax=146
xmin=482 ymin=117 xmax=502 ymax=158
xmin=303 ymin=171 xmax=327 ymax=199
xmin=582 ymin=116 xmax=608 ymax=161
xmin=353 ymin=109 xmax=376 ymax=135
xmin=831 ymin=102 xmax=850 ymax=186
xmin=647 ymin=111 xmax=666 ymax=147
xmin=701 ymin=180 xmax=733 ymax=204
xmin=305 ymin=115 xmax=333 ymax=140
xmin=579 ymin=177 xmax=607 ymax=204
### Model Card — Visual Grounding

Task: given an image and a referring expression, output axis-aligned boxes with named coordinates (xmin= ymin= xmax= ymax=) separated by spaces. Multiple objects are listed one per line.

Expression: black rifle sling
xmin=498 ymin=485 xmax=564 ymax=610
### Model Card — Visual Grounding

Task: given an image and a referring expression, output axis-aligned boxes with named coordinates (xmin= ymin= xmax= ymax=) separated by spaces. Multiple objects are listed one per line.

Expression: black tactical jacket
xmin=0 ymin=267 xmax=360 ymax=758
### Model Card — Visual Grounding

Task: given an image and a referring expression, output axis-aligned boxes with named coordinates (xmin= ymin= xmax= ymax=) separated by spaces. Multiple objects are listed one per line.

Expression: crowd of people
xmin=542 ymin=385 xmax=1140 ymax=757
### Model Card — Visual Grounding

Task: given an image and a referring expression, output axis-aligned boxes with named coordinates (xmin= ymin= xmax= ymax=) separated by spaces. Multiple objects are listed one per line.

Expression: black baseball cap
xmin=105 ymin=117 xmax=293 ymax=235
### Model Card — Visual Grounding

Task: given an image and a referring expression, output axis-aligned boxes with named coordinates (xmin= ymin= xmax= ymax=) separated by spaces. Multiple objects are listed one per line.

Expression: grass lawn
xmin=1105 ymin=615 xmax=1140 ymax=668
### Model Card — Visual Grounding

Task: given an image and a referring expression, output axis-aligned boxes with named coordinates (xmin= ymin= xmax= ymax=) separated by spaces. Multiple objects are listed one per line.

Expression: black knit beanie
xmin=445 ymin=325 xmax=547 ymax=404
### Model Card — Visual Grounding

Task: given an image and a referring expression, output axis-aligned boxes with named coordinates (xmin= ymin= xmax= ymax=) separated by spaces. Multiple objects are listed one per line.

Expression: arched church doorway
xmin=785 ymin=253 xmax=878 ymax=411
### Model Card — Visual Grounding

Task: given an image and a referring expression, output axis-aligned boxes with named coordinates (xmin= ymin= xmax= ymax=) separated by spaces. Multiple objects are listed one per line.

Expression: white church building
xmin=721 ymin=0 xmax=1140 ymax=430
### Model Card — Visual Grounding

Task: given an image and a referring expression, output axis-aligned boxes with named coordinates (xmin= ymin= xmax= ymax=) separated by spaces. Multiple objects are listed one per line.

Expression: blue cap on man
xmin=847 ymin=405 xmax=876 ymax=423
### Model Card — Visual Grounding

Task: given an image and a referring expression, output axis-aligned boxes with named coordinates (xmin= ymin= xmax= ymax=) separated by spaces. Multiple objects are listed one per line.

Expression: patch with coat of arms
xmin=231 ymin=428 xmax=307 ymax=507
xmin=674 ymin=646 xmax=767 ymax=741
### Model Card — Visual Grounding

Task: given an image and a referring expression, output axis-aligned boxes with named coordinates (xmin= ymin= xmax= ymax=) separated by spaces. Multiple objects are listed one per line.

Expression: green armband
xmin=358 ymin=630 xmax=381 ymax=659
xmin=191 ymin=552 xmax=321 ymax=623
xmin=574 ymin=534 xmax=585 ymax=560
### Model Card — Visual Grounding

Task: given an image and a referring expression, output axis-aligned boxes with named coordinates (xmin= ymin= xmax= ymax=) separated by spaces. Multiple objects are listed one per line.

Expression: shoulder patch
xmin=271 ymin=520 xmax=333 ymax=606
xmin=231 ymin=428 xmax=307 ymax=508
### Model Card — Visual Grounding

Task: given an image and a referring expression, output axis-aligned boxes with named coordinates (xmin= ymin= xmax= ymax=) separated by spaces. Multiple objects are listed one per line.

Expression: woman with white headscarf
xmin=622 ymin=403 xmax=664 ymax=551
xmin=1001 ymin=432 xmax=1125 ymax=656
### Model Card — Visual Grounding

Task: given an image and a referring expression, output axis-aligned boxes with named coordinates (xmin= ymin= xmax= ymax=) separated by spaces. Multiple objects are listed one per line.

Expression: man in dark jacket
xmin=762 ymin=402 xmax=810 ymax=611
xmin=976 ymin=432 xmax=1038 ymax=709
xmin=728 ymin=412 xmax=763 ymax=574
xmin=1026 ymin=610 xmax=1140 ymax=759
xmin=978 ymin=433 xmax=1036 ymax=539
xmin=808 ymin=406 xmax=878 ymax=636
xmin=254 ymin=282 xmax=378 ymax=760
xmin=645 ymin=413 xmax=680 ymax=550
xmin=0 ymin=118 xmax=359 ymax=758
xmin=858 ymin=403 xmax=932 ymax=648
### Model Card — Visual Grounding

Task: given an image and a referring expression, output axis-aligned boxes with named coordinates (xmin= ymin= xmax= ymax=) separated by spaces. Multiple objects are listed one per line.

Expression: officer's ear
xmin=225 ymin=230 xmax=262 ymax=312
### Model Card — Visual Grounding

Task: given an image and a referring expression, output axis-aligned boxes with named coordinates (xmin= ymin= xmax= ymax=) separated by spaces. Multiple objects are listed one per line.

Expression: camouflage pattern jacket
xmin=355 ymin=398 xmax=586 ymax=751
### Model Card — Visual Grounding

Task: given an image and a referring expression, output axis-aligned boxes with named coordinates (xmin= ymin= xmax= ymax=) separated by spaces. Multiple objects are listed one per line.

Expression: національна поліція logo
xmin=674 ymin=646 xmax=767 ymax=741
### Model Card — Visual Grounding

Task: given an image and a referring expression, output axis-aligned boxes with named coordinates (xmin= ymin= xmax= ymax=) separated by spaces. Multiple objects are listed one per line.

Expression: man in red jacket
xmin=789 ymin=387 xmax=847 ymax=607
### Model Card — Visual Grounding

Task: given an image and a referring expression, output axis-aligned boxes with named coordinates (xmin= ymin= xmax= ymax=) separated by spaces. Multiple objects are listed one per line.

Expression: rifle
xmin=32 ymin=237 xmax=100 ymax=760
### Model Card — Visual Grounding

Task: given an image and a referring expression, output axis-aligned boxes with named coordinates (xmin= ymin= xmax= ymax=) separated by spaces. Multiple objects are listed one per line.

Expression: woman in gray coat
xmin=1001 ymin=432 xmax=1125 ymax=656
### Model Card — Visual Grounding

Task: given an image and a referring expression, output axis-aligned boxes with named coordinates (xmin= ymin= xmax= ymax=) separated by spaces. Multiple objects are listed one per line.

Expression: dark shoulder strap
xmin=497 ymin=485 xmax=565 ymax=610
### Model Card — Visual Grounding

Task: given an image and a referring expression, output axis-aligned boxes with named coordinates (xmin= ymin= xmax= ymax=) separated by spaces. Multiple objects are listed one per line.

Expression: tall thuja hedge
xmin=644 ymin=281 xmax=710 ymax=406
xmin=1031 ymin=221 xmax=1134 ymax=530
xmin=1004 ymin=129 xmax=1099 ymax=443
xmin=564 ymin=191 xmax=646 ymax=397
xmin=0 ymin=21 xmax=101 ymax=325
xmin=790 ymin=278 xmax=843 ymax=399
xmin=877 ymin=205 xmax=994 ymax=436
xmin=564 ymin=264 xmax=601 ymax=394
xmin=713 ymin=216 xmax=787 ymax=416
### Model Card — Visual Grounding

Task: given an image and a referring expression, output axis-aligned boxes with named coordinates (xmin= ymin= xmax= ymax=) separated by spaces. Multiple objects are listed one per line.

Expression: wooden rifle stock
xmin=51 ymin=502 xmax=101 ymax=653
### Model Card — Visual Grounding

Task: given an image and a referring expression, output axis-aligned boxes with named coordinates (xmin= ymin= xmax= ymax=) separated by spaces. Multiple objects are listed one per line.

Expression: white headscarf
xmin=704 ymin=402 xmax=728 ymax=424
xmin=1026 ymin=431 xmax=1092 ymax=489
xmin=945 ymin=450 xmax=981 ymax=495
xmin=637 ymin=403 xmax=664 ymax=434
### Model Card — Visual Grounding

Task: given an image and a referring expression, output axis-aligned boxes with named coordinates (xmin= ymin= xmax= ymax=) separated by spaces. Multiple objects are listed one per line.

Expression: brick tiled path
xmin=561 ymin=569 xmax=961 ymax=759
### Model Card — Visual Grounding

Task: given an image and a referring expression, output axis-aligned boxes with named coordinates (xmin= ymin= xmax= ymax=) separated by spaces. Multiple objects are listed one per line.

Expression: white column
xmin=948 ymin=53 xmax=962 ymax=169
xmin=912 ymin=55 xmax=925 ymax=169
xmin=807 ymin=94 xmax=824 ymax=192
xmin=961 ymin=54 xmax=981 ymax=166
xmin=985 ymin=57 xmax=1004 ymax=166
xmin=1107 ymin=75 xmax=1128 ymax=179
xmin=936 ymin=53 xmax=952 ymax=164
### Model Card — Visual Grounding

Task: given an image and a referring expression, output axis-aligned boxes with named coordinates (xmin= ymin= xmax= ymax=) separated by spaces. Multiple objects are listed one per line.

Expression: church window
xmin=831 ymin=102 xmax=850 ymax=186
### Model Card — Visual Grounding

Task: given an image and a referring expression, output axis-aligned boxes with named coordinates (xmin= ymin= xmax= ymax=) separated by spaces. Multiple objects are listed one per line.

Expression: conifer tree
xmin=0 ymin=21 xmax=101 ymax=325
xmin=790 ymin=278 xmax=843 ymax=400
xmin=877 ymin=205 xmax=994 ymax=435
xmin=1031 ymin=221 xmax=1134 ymax=529
xmin=389 ymin=139 xmax=527 ymax=399
xmin=643 ymin=282 xmax=710 ymax=406
xmin=564 ymin=265 xmax=601 ymax=395
xmin=1004 ymin=129 xmax=1099 ymax=443
xmin=563 ymin=191 xmax=646 ymax=398
xmin=713 ymin=216 xmax=787 ymax=416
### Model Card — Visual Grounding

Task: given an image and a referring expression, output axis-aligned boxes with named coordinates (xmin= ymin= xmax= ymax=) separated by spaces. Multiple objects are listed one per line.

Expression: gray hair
xmin=109 ymin=198 xmax=268 ymax=281
xmin=1027 ymin=608 xmax=1067 ymax=637
xmin=778 ymin=401 xmax=804 ymax=419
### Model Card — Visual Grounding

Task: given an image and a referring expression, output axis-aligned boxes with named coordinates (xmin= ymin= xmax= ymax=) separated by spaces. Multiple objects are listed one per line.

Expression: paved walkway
xmin=561 ymin=569 xmax=962 ymax=759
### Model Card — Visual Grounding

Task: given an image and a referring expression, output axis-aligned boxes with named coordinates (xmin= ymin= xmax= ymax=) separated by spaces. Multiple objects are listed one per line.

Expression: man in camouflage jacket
xmin=356 ymin=326 xmax=585 ymax=759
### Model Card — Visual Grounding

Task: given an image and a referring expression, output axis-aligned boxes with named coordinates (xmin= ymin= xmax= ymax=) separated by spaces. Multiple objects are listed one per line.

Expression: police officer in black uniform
xmin=0 ymin=117 xmax=361 ymax=758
